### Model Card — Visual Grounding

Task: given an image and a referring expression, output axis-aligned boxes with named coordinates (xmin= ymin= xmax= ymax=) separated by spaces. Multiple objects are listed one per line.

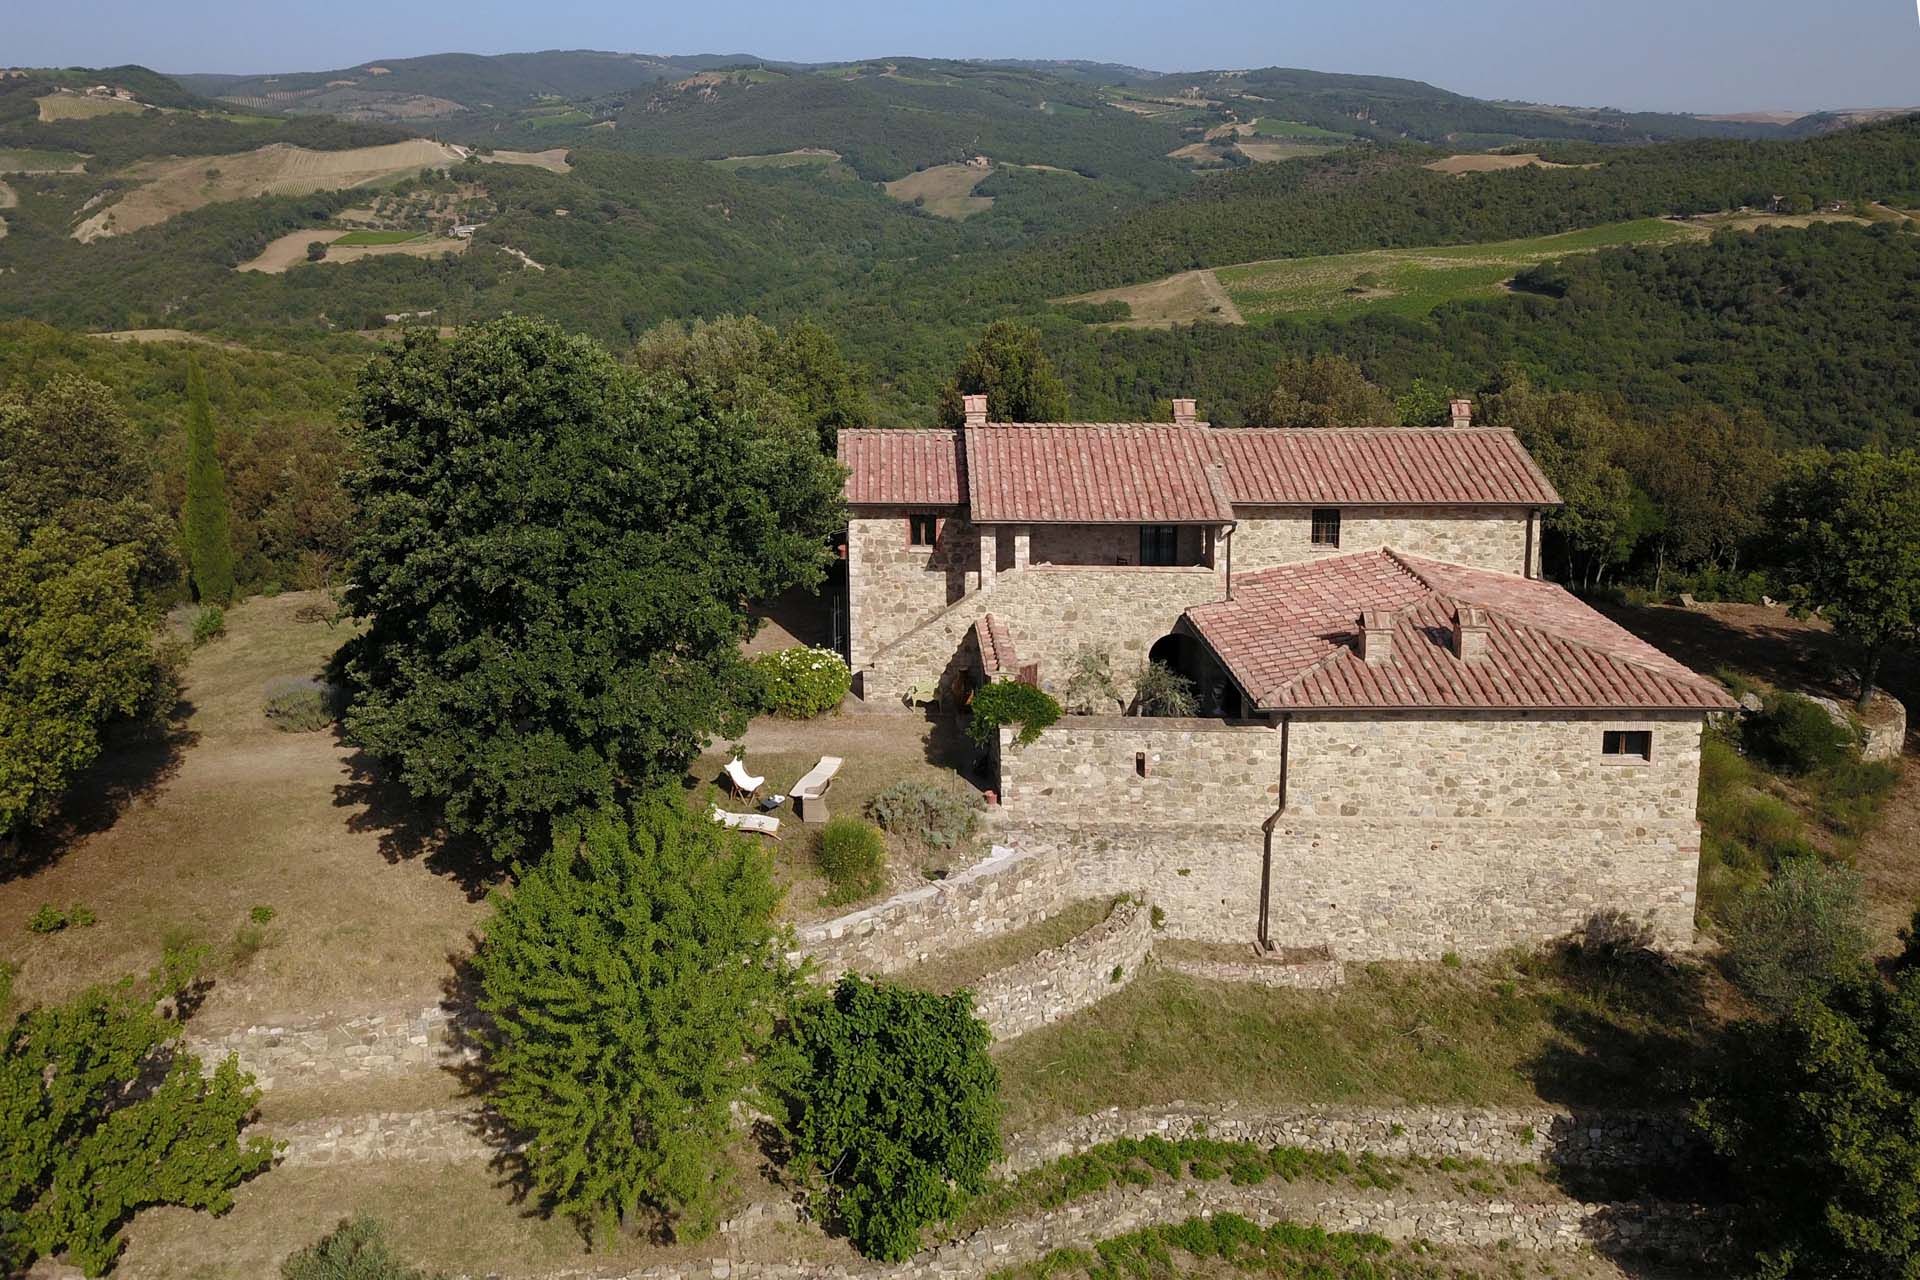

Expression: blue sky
xmin=11 ymin=0 xmax=1918 ymax=113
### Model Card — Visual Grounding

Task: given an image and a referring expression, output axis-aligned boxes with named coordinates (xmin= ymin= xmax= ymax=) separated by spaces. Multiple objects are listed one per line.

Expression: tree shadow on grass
xmin=2 ymin=699 xmax=199 ymax=884
xmin=331 ymin=736 xmax=497 ymax=901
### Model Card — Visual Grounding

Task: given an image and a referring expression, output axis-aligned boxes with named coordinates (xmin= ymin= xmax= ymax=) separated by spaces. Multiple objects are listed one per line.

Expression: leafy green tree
xmin=469 ymin=799 xmax=791 ymax=1243
xmin=0 ymin=374 xmax=177 ymax=597
xmin=1393 ymin=377 xmax=1452 ymax=428
xmin=340 ymin=318 xmax=845 ymax=859
xmin=630 ymin=314 xmax=871 ymax=453
xmin=1767 ymin=448 xmax=1920 ymax=705
xmin=774 ymin=975 xmax=1001 ymax=1261
xmin=1634 ymin=406 xmax=1777 ymax=587
xmin=1 ymin=958 xmax=276 ymax=1276
xmin=1697 ymin=958 xmax=1920 ymax=1276
xmin=936 ymin=320 xmax=1069 ymax=426
xmin=181 ymin=358 xmax=235 ymax=605
xmin=1261 ymin=354 xmax=1397 ymax=428
xmin=0 ymin=525 xmax=155 ymax=847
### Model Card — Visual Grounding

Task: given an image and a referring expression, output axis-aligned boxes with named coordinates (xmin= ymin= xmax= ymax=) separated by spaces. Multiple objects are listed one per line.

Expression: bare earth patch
xmin=884 ymin=162 xmax=995 ymax=219
xmin=1425 ymin=153 xmax=1596 ymax=176
xmin=473 ymin=146 xmax=571 ymax=174
xmin=72 ymin=138 xmax=466 ymax=241
xmin=0 ymin=179 xmax=15 ymax=209
xmin=1062 ymin=267 xmax=1244 ymax=327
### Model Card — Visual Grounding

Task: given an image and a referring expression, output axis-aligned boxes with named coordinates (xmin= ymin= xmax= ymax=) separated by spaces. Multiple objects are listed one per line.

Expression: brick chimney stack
xmin=1449 ymin=398 xmax=1473 ymax=429
xmin=1358 ymin=609 xmax=1395 ymax=665
xmin=1451 ymin=605 xmax=1490 ymax=662
xmin=962 ymin=393 xmax=989 ymax=428
xmin=1171 ymin=397 xmax=1198 ymax=427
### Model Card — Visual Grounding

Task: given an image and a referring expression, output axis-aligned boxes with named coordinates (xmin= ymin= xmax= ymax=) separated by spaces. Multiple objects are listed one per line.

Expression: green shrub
xmin=1062 ymin=645 xmax=1125 ymax=714
xmin=189 ymin=604 xmax=226 ymax=647
xmin=1131 ymin=660 xmax=1197 ymax=717
xmin=26 ymin=904 xmax=95 ymax=934
xmin=775 ymin=975 xmax=1002 ymax=1261
xmin=264 ymin=675 xmax=339 ymax=732
xmin=1745 ymin=692 xmax=1853 ymax=776
xmin=282 ymin=1215 xmax=442 ymax=1279
xmin=751 ymin=646 xmax=851 ymax=718
xmin=816 ymin=817 xmax=887 ymax=903
xmin=1723 ymin=858 xmax=1869 ymax=1013
xmin=864 ymin=781 xmax=981 ymax=851
xmin=1810 ymin=759 xmax=1902 ymax=838
xmin=249 ymin=905 xmax=276 ymax=925
xmin=969 ymin=679 xmax=1061 ymax=747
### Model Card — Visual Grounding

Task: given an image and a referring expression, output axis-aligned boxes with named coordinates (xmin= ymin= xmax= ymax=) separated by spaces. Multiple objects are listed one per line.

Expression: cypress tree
xmin=181 ymin=357 xmax=234 ymax=604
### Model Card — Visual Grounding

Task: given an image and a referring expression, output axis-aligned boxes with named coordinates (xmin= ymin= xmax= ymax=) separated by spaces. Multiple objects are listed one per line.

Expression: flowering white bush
xmin=752 ymin=646 xmax=851 ymax=718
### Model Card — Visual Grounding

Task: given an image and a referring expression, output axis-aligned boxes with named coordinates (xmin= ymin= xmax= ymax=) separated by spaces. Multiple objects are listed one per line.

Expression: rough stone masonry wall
xmin=1230 ymin=505 xmax=1532 ymax=576
xmin=863 ymin=563 xmax=1223 ymax=703
xmin=186 ymin=1006 xmax=470 ymax=1089
xmin=792 ymin=844 xmax=1077 ymax=981
xmin=847 ymin=507 xmax=976 ymax=669
xmin=994 ymin=711 xmax=1706 ymax=958
xmin=970 ymin=898 xmax=1153 ymax=1038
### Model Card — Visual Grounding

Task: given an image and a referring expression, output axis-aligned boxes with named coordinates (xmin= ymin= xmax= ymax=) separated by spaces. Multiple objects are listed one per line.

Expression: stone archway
xmin=1146 ymin=630 xmax=1239 ymax=717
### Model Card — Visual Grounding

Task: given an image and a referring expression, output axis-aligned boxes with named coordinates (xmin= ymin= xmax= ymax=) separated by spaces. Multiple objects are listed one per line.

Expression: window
xmin=907 ymin=513 xmax=939 ymax=547
xmin=1140 ymin=525 xmax=1180 ymax=566
xmin=1602 ymin=729 xmax=1653 ymax=761
xmin=1310 ymin=508 xmax=1342 ymax=548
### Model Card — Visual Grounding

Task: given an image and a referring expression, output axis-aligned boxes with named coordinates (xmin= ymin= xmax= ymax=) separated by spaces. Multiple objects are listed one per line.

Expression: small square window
xmin=907 ymin=514 xmax=939 ymax=547
xmin=1310 ymin=508 xmax=1341 ymax=548
xmin=1602 ymin=729 xmax=1653 ymax=761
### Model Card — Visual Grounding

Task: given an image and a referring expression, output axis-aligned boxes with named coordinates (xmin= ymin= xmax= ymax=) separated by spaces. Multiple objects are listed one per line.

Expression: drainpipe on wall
xmin=1222 ymin=521 xmax=1238 ymax=600
xmin=1256 ymin=712 xmax=1291 ymax=953
xmin=1523 ymin=509 xmax=1536 ymax=580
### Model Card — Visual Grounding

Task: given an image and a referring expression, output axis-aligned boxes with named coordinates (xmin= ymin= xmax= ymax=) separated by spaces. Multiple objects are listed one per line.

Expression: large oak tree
xmin=339 ymin=317 xmax=845 ymax=858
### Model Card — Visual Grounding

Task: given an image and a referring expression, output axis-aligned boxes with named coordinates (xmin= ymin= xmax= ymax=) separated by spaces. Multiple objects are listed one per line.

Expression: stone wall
xmin=792 ymin=844 xmax=1077 ymax=981
xmin=186 ymin=1005 xmax=470 ymax=1089
xmin=847 ymin=507 xmax=977 ymax=669
xmin=1230 ymin=506 xmax=1533 ymax=577
xmin=1002 ymin=1103 xmax=1698 ymax=1174
xmin=1030 ymin=523 xmax=1211 ymax=567
xmin=971 ymin=898 xmax=1154 ymax=1039
xmin=993 ymin=712 xmax=1705 ymax=957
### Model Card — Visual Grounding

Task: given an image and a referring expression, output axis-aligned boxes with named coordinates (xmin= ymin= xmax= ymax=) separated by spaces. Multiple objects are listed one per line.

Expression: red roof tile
xmin=842 ymin=425 xmax=1560 ymax=518
xmin=973 ymin=613 xmax=1020 ymax=674
xmin=838 ymin=429 xmax=964 ymax=506
xmin=1186 ymin=550 xmax=1733 ymax=713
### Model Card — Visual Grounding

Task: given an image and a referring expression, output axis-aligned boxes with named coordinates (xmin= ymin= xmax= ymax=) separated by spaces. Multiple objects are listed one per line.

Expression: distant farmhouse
xmin=838 ymin=397 xmax=1732 ymax=961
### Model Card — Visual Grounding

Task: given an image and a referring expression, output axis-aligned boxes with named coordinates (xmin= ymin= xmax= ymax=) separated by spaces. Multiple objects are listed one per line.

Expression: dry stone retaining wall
xmin=1002 ymin=1103 xmax=1697 ymax=1175
xmin=793 ymin=844 xmax=1076 ymax=981
xmin=970 ymin=898 xmax=1153 ymax=1039
xmin=186 ymin=1005 xmax=470 ymax=1088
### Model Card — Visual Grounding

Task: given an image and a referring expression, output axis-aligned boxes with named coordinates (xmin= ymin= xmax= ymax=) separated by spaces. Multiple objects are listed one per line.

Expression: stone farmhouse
xmin=836 ymin=395 xmax=1734 ymax=961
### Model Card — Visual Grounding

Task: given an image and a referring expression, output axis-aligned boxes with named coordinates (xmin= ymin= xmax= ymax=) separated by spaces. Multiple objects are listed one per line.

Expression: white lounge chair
xmin=724 ymin=757 xmax=764 ymax=799
xmin=709 ymin=805 xmax=781 ymax=840
xmin=791 ymin=755 xmax=844 ymax=825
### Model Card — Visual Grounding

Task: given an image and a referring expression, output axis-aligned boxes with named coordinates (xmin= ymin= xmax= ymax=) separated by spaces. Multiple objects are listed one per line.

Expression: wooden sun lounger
xmin=709 ymin=806 xmax=780 ymax=840
xmin=791 ymin=755 xmax=843 ymax=825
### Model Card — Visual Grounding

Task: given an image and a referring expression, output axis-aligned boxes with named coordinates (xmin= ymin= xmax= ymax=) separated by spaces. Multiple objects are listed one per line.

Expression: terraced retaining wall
xmin=970 ymin=898 xmax=1154 ymax=1038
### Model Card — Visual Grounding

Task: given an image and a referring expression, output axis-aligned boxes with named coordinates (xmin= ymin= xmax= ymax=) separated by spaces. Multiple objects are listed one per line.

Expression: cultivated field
xmin=0 ymin=146 xmax=89 ymax=173
xmin=1062 ymin=218 xmax=1701 ymax=325
xmin=1426 ymin=152 xmax=1596 ymax=176
xmin=236 ymin=228 xmax=467 ymax=273
xmin=884 ymin=161 xmax=995 ymax=218
xmin=35 ymin=91 xmax=151 ymax=120
xmin=1235 ymin=140 xmax=1338 ymax=163
xmin=72 ymin=139 xmax=467 ymax=241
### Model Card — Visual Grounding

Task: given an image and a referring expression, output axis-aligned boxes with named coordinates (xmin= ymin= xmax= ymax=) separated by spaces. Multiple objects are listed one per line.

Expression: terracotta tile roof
xmin=841 ymin=425 xmax=1560 ymax=518
xmin=966 ymin=425 xmax=1236 ymax=523
xmin=1186 ymin=550 xmax=1734 ymax=713
xmin=973 ymin=613 xmax=1020 ymax=675
xmin=838 ymin=429 xmax=964 ymax=506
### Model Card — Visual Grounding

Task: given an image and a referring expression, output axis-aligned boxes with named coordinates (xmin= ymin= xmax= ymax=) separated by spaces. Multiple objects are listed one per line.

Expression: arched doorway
xmin=1146 ymin=630 xmax=1240 ymax=717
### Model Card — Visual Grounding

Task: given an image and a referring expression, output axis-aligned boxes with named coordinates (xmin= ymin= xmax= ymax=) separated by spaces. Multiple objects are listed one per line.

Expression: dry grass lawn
xmin=36 ymin=92 xmax=152 ymax=121
xmin=0 ymin=591 xmax=490 ymax=1033
xmin=1060 ymin=267 xmax=1243 ymax=328
xmin=1425 ymin=152 xmax=1597 ymax=176
xmin=476 ymin=146 xmax=572 ymax=174
xmin=236 ymin=227 xmax=467 ymax=273
xmin=884 ymin=162 xmax=994 ymax=219
xmin=72 ymin=139 xmax=466 ymax=241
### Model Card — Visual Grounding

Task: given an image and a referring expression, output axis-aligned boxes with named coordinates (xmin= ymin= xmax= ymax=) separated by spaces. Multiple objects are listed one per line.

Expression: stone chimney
xmin=962 ymin=393 xmax=989 ymax=428
xmin=1451 ymin=605 xmax=1490 ymax=662
xmin=1171 ymin=397 xmax=1197 ymax=427
xmin=1358 ymin=609 xmax=1395 ymax=665
xmin=1449 ymin=398 xmax=1473 ymax=429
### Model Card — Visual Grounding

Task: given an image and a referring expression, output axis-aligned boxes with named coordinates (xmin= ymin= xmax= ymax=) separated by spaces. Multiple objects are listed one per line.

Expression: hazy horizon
xmin=12 ymin=0 xmax=1920 ymax=115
